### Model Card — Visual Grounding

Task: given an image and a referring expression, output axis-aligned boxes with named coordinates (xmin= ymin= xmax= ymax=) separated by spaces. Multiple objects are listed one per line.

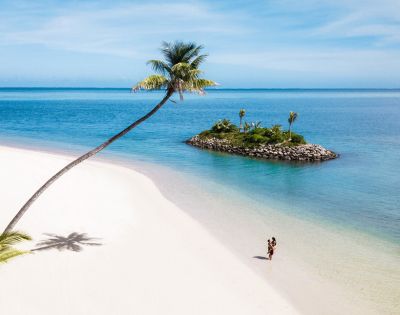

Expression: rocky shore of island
xmin=186 ymin=135 xmax=338 ymax=162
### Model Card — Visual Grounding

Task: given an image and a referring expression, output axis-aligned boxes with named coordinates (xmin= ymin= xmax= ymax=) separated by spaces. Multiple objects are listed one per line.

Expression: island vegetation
xmin=198 ymin=111 xmax=305 ymax=147
xmin=187 ymin=110 xmax=337 ymax=162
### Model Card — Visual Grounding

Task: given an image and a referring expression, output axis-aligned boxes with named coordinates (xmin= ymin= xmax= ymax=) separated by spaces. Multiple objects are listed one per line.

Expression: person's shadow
xmin=253 ymin=255 xmax=269 ymax=260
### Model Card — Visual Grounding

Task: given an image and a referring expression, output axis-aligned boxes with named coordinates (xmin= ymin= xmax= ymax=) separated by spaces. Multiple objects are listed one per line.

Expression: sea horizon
xmin=1 ymin=87 xmax=400 ymax=91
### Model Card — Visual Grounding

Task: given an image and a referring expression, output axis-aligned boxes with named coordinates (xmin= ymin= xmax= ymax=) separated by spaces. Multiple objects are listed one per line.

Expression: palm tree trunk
xmin=239 ymin=117 xmax=243 ymax=132
xmin=3 ymin=89 xmax=174 ymax=233
xmin=289 ymin=124 xmax=292 ymax=140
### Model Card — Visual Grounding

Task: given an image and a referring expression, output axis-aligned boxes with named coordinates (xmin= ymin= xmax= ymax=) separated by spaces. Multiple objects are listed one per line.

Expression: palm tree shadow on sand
xmin=32 ymin=232 xmax=102 ymax=252
xmin=253 ymin=255 xmax=269 ymax=260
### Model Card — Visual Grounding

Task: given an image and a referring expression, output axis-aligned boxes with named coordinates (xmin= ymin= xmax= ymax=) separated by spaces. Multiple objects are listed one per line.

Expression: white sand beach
xmin=0 ymin=145 xmax=299 ymax=315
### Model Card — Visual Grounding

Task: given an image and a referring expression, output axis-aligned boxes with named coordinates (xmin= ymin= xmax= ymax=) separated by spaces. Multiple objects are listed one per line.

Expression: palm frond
xmin=288 ymin=111 xmax=298 ymax=124
xmin=132 ymin=75 xmax=169 ymax=91
xmin=190 ymin=54 xmax=208 ymax=69
xmin=170 ymin=62 xmax=192 ymax=72
xmin=0 ymin=231 xmax=31 ymax=264
xmin=180 ymin=43 xmax=203 ymax=62
xmin=146 ymin=59 xmax=171 ymax=75
xmin=178 ymin=79 xmax=217 ymax=97
xmin=160 ymin=41 xmax=175 ymax=66
xmin=161 ymin=41 xmax=203 ymax=66
xmin=171 ymin=62 xmax=201 ymax=79
xmin=191 ymin=79 xmax=218 ymax=91
xmin=0 ymin=231 xmax=31 ymax=249
xmin=0 ymin=248 xmax=30 ymax=263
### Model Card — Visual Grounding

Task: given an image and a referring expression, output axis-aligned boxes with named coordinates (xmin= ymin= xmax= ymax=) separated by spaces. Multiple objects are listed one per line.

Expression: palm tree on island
xmin=288 ymin=111 xmax=298 ymax=141
xmin=239 ymin=109 xmax=246 ymax=132
xmin=243 ymin=121 xmax=251 ymax=134
xmin=3 ymin=41 xmax=216 ymax=234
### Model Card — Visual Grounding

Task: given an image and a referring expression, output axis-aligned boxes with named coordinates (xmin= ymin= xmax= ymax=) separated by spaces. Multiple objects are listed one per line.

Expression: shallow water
xmin=0 ymin=88 xmax=399 ymax=314
xmin=1 ymin=88 xmax=399 ymax=242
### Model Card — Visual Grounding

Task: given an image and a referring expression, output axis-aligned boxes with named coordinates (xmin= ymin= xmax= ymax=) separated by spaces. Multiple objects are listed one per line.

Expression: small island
xmin=186 ymin=110 xmax=337 ymax=162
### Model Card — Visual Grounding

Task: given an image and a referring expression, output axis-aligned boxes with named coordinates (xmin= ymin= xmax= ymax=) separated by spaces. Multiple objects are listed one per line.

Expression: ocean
xmin=0 ymin=88 xmax=399 ymax=314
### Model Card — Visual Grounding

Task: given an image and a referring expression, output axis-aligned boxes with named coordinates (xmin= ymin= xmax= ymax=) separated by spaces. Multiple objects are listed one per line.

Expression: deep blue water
xmin=0 ymin=88 xmax=399 ymax=243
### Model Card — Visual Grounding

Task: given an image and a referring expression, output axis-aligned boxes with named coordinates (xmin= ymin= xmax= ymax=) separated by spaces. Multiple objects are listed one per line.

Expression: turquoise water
xmin=0 ymin=88 xmax=399 ymax=245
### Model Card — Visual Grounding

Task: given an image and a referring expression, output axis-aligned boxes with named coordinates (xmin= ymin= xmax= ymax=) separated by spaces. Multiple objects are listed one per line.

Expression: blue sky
xmin=0 ymin=0 xmax=399 ymax=88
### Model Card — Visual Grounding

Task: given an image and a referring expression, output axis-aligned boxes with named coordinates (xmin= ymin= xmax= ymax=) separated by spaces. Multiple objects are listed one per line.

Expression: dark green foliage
xmin=199 ymin=130 xmax=211 ymax=137
xmin=251 ymin=127 xmax=265 ymax=135
xmin=246 ymin=134 xmax=267 ymax=144
xmin=211 ymin=119 xmax=238 ymax=133
xmin=269 ymin=125 xmax=285 ymax=143
xmin=289 ymin=133 xmax=306 ymax=144
xmin=262 ymin=128 xmax=274 ymax=137
xmin=198 ymin=118 xmax=306 ymax=147
xmin=243 ymin=122 xmax=251 ymax=133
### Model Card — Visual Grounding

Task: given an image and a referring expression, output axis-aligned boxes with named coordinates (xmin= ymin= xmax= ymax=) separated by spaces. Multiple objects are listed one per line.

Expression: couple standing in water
xmin=267 ymin=237 xmax=277 ymax=260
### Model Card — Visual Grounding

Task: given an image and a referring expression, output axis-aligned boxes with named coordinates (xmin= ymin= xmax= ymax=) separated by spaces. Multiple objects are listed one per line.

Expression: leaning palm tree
xmin=288 ymin=111 xmax=298 ymax=140
xmin=0 ymin=231 xmax=31 ymax=263
xmin=239 ymin=109 xmax=246 ymax=132
xmin=3 ymin=41 xmax=216 ymax=233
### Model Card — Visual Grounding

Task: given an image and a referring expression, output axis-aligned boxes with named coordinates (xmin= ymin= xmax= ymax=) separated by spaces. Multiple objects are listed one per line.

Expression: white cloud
xmin=210 ymin=49 xmax=400 ymax=75
xmin=0 ymin=2 xmax=246 ymax=58
xmin=255 ymin=0 xmax=400 ymax=46
xmin=1 ymin=0 xmax=399 ymax=87
xmin=306 ymin=0 xmax=400 ymax=45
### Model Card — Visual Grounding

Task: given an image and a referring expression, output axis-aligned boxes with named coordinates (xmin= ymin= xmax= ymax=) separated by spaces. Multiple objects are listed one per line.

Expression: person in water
xmin=267 ymin=239 xmax=274 ymax=260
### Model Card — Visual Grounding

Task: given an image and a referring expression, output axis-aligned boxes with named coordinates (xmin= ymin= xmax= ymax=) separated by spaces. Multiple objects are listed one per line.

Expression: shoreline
xmin=0 ymin=144 xmax=299 ymax=315
xmin=0 ymin=143 xmax=399 ymax=315
xmin=1 ymin=137 xmax=395 ymax=245
xmin=132 ymin=158 xmax=398 ymax=315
